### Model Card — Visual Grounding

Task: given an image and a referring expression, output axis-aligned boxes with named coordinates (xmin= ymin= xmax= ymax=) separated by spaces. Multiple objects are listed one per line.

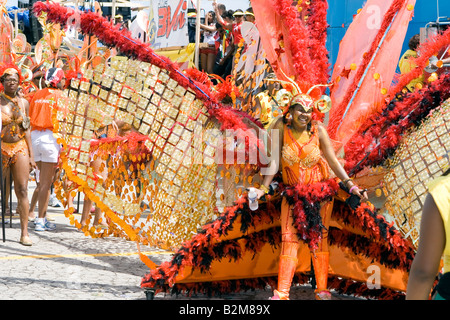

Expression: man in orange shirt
xmin=28 ymin=68 xmax=65 ymax=231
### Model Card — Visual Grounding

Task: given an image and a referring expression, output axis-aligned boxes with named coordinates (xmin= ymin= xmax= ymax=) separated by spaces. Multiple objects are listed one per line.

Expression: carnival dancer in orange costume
xmin=0 ymin=65 xmax=36 ymax=245
xmin=254 ymin=92 xmax=368 ymax=300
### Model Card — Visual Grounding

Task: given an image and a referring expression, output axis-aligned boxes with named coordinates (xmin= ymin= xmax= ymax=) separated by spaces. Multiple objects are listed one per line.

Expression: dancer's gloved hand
xmin=255 ymin=188 xmax=266 ymax=200
xmin=340 ymin=182 xmax=368 ymax=209
xmin=351 ymin=186 xmax=368 ymax=202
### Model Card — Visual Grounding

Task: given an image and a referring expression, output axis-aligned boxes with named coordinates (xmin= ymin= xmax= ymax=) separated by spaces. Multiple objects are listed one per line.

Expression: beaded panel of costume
xmin=383 ymin=99 xmax=450 ymax=247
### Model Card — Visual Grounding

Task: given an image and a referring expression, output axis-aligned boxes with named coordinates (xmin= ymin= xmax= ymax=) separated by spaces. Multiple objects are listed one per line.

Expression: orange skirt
xmin=2 ymin=139 xmax=28 ymax=167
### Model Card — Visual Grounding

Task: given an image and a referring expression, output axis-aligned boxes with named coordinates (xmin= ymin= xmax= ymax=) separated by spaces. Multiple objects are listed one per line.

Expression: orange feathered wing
xmin=327 ymin=0 xmax=416 ymax=149
xmin=252 ymin=0 xmax=329 ymax=95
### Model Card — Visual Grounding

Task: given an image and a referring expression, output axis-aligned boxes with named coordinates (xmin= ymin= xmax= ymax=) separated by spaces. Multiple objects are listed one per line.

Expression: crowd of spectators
xmin=189 ymin=2 xmax=256 ymax=79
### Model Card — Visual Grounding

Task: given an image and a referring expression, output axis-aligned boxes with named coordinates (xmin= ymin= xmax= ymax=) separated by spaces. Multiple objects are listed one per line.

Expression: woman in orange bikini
xmin=0 ymin=65 xmax=36 ymax=246
xmin=255 ymin=92 xmax=368 ymax=300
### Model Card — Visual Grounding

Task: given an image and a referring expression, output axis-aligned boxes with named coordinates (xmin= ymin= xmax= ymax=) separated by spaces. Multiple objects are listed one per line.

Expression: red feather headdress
xmin=0 ymin=64 xmax=24 ymax=92
xmin=0 ymin=64 xmax=23 ymax=82
xmin=252 ymin=0 xmax=332 ymax=121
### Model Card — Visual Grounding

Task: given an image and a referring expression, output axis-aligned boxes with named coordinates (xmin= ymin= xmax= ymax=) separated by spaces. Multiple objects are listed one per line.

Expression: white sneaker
xmin=35 ymin=218 xmax=56 ymax=231
xmin=48 ymin=195 xmax=62 ymax=207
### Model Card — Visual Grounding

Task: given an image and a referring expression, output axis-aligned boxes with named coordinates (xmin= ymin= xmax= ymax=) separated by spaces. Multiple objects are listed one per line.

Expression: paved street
xmin=0 ymin=181 xmax=361 ymax=301
xmin=0 ymin=180 xmax=173 ymax=300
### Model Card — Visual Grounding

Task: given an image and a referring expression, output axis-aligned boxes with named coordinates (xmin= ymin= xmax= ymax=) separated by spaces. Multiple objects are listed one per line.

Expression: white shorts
xmin=31 ymin=129 xmax=61 ymax=163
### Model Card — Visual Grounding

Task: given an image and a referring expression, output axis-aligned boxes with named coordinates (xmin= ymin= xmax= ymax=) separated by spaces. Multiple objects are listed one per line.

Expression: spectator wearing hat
xmin=230 ymin=10 xmax=244 ymax=46
xmin=28 ymin=67 xmax=66 ymax=232
xmin=187 ymin=10 xmax=197 ymax=43
xmin=114 ymin=14 xmax=123 ymax=24
xmin=244 ymin=7 xmax=255 ymax=24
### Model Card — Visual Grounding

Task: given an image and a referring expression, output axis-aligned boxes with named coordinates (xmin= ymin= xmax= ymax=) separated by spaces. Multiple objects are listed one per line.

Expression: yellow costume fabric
xmin=281 ymin=123 xmax=329 ymax=186
xmin=255 ymin=91 xmax=282 ymax=129
xmin=428 ymin=174 xmax=450 ymax=273
xmin=398 ymin=49 xmax=425 ymax=92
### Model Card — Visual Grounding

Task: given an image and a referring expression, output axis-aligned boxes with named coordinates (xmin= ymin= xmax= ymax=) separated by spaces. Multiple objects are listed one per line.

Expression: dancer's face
xmin=290 ymin=104 xmax=312 ymax=127
xmin=267 ymin=81 xmax=280 ymax=94
xmin=1 ymin=73 xmax=20 ymax=95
